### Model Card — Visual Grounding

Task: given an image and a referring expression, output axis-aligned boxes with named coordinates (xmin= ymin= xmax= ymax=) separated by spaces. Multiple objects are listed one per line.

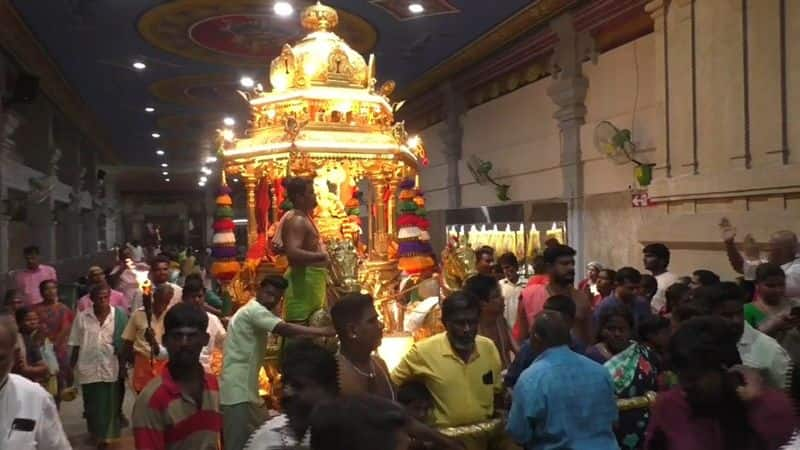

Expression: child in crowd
xmin=397 ymin=381 xmax=435 ymax=450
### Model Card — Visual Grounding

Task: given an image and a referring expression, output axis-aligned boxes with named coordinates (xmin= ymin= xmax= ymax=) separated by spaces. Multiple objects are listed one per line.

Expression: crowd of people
xmin=2 ymin=213 xmax=800 ymax=450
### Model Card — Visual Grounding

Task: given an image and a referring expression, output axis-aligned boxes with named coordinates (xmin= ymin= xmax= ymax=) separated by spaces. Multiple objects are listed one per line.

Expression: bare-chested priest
xmin=275 ymin=177 xmax=330 ymax=325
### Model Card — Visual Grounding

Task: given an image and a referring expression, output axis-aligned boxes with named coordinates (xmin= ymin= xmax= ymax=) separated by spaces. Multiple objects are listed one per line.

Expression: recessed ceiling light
xmin=274 ymin=1 xmax=294 ymax=17
xmin=205 ymin=156 xmax=218 ymax=163
xmin=408 ymin=3 xmax=424 ymax=13
xmin=200 ymin=176 xmax=208 ymax=182
xmin=152 ymin=132 xmax=161 ymax=138
xmin=223 ymin=117 xmax=236 ymax=126
xmin=156 ymin=150 xmax=165 ymax=156
xmin=164 ymin=178 xmax=171 ymax=182
xmin=233 ymin=178 xmax=240 ymax=183
xmin=132 ymin=61 xmax=147 ymax=70
xmin=198 ymin=181 xmax=205 ymax=187
xmin=162 ymin=171 xmax=169 ymax=176
xmin=240 ymin=76 xmax=255 ymax=88
xmin=144 ymin=107 xmax=155 ymax=113
xmin=161 ymin=163 xmax=168 ymax=168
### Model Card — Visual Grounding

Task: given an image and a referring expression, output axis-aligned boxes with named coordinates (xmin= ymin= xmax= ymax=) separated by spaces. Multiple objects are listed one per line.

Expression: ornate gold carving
xmin=301 ymin=2 xmax=339 ymax=31
xmin=270 ymin=44 xmax=298 ymax=91
xmin=327 ymin=46 xmax=355 ymax=84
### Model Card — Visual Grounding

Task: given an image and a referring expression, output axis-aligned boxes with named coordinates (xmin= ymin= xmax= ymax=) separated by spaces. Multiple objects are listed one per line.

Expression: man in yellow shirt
xmin=392 ymin=291 xmax=518 ymax=450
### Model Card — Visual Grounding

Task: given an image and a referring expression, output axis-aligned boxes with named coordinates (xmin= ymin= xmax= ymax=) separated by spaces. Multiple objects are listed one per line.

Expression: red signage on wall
xmin=631 ymin=191 xmax=653 ymax=207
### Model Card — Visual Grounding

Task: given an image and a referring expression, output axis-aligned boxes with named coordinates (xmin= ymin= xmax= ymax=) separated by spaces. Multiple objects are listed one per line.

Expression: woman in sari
xmin=588 ymin=306 xmax=659 ymax=450
xmin=33 ymin=279 xmax=74 ymax=394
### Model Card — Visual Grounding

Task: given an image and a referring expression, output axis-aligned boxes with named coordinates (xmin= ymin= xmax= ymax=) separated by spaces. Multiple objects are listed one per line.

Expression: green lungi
xmin=283 ymin=266 xmax=327 ymax=322
xmin=82 ymin=382 xmax=120 ymax=443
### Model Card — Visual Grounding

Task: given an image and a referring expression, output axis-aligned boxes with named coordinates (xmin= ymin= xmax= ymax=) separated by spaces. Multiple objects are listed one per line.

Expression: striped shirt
xmin=133 ymin=367 xmax=222 ymax=450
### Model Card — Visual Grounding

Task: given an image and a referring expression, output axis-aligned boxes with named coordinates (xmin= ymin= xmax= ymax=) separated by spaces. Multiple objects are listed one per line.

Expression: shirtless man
xmin=515 ymin=245 xmax=592 ymax=346
xmin=279 ymin=177 xmax=330 ymax=324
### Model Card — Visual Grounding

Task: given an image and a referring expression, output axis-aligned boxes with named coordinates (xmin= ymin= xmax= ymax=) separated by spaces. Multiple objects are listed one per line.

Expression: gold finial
xmin=301 ymin=1 xmax=339 ymax=32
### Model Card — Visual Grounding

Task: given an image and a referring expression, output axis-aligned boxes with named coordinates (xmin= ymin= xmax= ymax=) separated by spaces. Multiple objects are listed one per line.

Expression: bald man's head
xmin=530 ymin=310 xmax=572 ymax=353
xmin=769 ymin=230 xmax=798 ymax=265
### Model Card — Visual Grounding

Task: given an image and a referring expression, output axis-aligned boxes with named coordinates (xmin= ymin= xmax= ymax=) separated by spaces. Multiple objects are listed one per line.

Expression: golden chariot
xmin=220 ymin=2 xmax=428 ymax=307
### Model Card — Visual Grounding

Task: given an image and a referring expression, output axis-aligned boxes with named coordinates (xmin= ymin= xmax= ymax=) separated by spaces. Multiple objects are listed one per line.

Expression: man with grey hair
xmin=507 ymin=310 xmax=618 ymax=449
xmin=722 ymin=222 xmax=800 ymax=300
xmin=0 ymin=309 xmax=70 ymax=449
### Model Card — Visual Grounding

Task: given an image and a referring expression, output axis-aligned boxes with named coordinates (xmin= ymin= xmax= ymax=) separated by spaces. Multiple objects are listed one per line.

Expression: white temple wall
xmin=419 ymin=0 xmax=800 ymax=277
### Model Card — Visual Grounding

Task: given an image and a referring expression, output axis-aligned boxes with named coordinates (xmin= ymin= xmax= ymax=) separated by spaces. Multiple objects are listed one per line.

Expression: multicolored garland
xmin=396 ymin=178 xmax=434 ymax=274
xmin=210 ymin=179 xmax=240 ymax=283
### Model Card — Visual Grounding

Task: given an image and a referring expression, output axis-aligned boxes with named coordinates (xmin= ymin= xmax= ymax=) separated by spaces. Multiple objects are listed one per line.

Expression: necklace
xmin=342 ymin=354 xmax=375 ymax=378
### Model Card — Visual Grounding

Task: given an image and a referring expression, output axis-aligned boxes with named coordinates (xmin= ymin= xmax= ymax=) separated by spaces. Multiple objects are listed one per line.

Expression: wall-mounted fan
xmin=466 ymin=155 xmax=510 ymax=201
xmin=593 ymin=121 xmax=654 ymax=186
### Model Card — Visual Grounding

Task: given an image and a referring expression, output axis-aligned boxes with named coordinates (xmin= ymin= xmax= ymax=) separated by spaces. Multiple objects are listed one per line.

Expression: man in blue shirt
xmin=507 ymin=311 xmax=618 ymax=450
xmin=504 ymin=295 xmax=586 ymax=388
xmin=593 ymin=267 xmax=652 ymax=335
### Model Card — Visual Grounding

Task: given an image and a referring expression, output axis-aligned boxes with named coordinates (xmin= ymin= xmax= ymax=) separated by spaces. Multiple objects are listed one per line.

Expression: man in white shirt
xmin=643 ymin=243 xmax=679 ymax=313
xmin=181 ymin=277 xmax=226 ymax=373
xmin=498 ymin=252 xmax=526 ymax=333
xmin=0 ymin=310 xmax=70 ymax=450
xmin=723 ymin=226 xmax=800 ymax=301
xmin=69 ymin=283 xmax=128 ymax=445
xmin=696 ymin=281 xmax=790 ymax=389
xmin=130 ymin=255 xmax=182 ymax=312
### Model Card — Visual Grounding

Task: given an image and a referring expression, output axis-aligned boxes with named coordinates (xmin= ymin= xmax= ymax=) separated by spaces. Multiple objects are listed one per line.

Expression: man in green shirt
xmin=220 ymin=275 xmax=334 ymax=450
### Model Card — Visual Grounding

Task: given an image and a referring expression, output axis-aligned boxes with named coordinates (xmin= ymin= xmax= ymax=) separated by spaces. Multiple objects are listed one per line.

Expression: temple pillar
xmin=245 ymin=177 xmax=258 ymax=247
xmin=547 ymin=12 xmax=594 ymax=282
xmin=66 ymin=199 xmax=83 ymax=257
xmin=81 ymin=209 xmax=98 ymax=254
xmin=29 ymin=199 xmax=56 ymax=262
xmin=130 ymin=212 xmax=145 ymax=242
xmin=105 ymin=211 xmax=117 ymax=249
xmin=440 ymin=82 xmax=465 ymax=209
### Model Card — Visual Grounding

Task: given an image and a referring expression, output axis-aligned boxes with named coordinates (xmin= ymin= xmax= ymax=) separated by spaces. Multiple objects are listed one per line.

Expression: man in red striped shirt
xmin=132 ymin=302 xmax=222 ymax=450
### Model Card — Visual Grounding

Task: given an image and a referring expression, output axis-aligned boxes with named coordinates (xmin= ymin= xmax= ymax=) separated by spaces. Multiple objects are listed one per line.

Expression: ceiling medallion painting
xmin=150 ymin=74 xmax=242 ymax=108
xmin=139 ymin=0 xmax=377 ymax=67
xmin=369 ymin=0 xmax=459 ymax=21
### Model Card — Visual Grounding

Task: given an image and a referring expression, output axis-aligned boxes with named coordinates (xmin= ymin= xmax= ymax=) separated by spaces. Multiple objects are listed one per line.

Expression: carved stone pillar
xmin=547 ymin=12 xmax=595 ymax=282
xmin=81 ymin=209 xmax=99 ymax=255
xmin=440 ymin=82 xmax=465 ymax=209
xmin=130 ymin=212 xmax=146 ymax=242
xmin=66 ymin=197 xmax=83 ymax=257
xmin=28 ymin=198 xmax=56 ymax=262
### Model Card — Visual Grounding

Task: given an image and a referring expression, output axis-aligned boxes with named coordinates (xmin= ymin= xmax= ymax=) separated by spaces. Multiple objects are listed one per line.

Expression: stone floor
xmin=60 ymin=387 xmax=136 ymax=450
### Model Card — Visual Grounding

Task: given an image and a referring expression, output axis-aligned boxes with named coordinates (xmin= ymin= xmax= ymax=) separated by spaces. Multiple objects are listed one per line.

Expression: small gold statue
xmin=441 ymin=234 xmax=476 ymax=294
xmin=327 ymin=238 xmax=360 ymax=294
